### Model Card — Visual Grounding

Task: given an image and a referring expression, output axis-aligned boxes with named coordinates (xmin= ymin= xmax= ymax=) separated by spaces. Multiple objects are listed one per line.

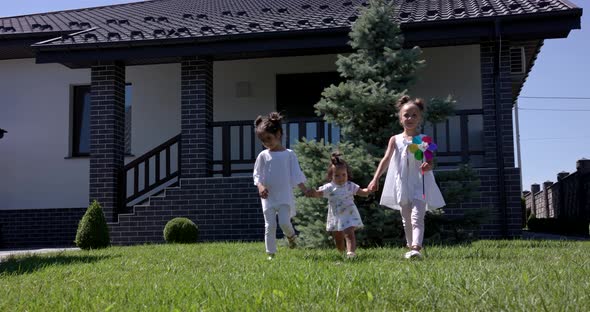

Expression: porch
xmin=120 ymin=109 xmax=484 ymax=210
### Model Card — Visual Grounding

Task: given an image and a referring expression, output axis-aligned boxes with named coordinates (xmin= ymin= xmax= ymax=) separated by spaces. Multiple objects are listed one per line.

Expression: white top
xmin=319 ymin=181 xmax=364 ymax=231
xmin=253 ymin=149 xmax=307 ymax=217
xmin=380 ymin=134 xmax=446 ymax=210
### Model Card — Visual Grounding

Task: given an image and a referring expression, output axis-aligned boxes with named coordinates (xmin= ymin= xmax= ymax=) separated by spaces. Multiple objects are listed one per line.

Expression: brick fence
xmin=524 ymin=159 xmax=590 ymax=222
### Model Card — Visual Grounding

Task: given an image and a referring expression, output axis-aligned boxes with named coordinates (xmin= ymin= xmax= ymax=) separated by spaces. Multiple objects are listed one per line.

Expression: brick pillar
xmin=530 ymin=183 xmax=540 ymax=216
xmin=89 ymin=62 xmax=126 ymax=222
xmin=480 ymin=42 xmax=515 ymax=169
xmin=480 ymin=41 xmax=521 ymax=237
xmin=180 ymin=56 xmax=213 ymax=179
xmin=543 ymin=181 xmax=553 ymax=218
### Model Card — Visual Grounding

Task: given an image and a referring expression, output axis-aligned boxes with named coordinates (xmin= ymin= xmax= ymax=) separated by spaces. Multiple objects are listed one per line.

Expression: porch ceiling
xmin=0 ymin=0 xmax=582 ymax=67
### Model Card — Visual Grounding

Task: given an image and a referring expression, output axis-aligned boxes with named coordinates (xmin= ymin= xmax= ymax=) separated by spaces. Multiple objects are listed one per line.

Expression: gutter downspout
xmin=494 ymin=19 xmax=509 ymax=237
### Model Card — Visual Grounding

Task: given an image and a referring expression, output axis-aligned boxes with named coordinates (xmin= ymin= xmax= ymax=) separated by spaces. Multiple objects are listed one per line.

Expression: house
xmin=0 ymin=0 xmax=582 ymax=248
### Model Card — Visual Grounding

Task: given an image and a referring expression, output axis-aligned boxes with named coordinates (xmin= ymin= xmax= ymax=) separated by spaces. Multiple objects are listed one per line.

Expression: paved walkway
xmin=0 ymin=247 xmax=80 ymax=261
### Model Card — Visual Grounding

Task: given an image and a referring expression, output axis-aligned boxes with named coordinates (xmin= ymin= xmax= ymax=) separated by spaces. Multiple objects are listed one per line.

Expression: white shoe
xmin=346 ymin=251 xmax=356 ymax=259
xmin=267 ymin=253 xmax=275 ymax=260
xmin=405 ymin=250 xmax=422 ymax=259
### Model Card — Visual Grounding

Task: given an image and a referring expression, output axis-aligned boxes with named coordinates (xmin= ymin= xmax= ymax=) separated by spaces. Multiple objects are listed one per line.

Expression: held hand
xmin=368 ymin=179 xmax=379 ymax=192
xmin=420 ymin=162 xmax=433 ymax=172
xmin=258 ymin=185 xmax=269 ymax=199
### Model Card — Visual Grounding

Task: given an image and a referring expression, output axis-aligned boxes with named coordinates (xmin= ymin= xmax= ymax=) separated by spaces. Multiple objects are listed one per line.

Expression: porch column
xmin=89 ymin=62 xmax=126 ymax=222
xmin=480 ymin=40 xmax=522 ymax=237
xmin=180 ymin=56 xmax=213 ymax=179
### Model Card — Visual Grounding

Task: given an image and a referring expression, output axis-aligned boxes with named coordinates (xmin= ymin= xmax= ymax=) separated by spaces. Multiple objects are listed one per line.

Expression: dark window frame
xmin=71 ymin=84 xmax=132 ymax=157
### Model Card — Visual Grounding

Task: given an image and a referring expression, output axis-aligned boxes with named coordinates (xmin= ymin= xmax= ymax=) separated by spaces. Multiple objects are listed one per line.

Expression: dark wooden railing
xmin=120 ymin=134 xmax=180 ymax=208
xmin=119 ymin=110 xmax=484 ymax=202
xmin=211 ymin=117 xmax=340 ymax=176
xmin=212 ymin=110 xmax=483 ymax=176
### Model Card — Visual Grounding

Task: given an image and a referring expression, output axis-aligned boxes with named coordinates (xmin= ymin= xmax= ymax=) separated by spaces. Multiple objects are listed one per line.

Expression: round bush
xmin=163 ymin=217 xmax=199 ymax=243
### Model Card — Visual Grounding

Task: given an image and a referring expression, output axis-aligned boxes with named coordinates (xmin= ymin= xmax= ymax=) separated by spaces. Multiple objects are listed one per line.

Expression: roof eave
xmin=31 ymin=8 xmax=582 ymax=68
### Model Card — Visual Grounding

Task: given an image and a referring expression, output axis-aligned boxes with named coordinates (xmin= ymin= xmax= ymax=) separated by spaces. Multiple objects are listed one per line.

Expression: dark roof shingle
xmin=0 ymin=0 xmax=581 ymax=48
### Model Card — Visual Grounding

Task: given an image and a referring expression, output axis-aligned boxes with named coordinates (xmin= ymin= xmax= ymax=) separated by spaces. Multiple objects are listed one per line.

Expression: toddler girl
xmin=308 ymin=152 xmax=371 ymax=258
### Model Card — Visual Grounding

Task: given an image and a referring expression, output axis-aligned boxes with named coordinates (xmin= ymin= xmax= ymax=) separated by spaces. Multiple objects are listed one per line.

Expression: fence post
xmin=542 ymin=181 xmax=553 ymax=218
xmin=531 ymin=184 xmax=540 ymax=217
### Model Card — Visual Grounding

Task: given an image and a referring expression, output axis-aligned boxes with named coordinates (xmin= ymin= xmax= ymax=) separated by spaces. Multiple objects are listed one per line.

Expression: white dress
xmin=380 ymin=134 xmax=446 ymax=211
xmin=253 ymin=149 xmax=307 ymax=217
xmin=319 ymin=181 xmax=364 ymax=231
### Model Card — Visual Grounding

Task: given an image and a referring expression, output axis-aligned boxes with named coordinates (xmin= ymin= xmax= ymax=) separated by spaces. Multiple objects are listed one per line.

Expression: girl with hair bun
xmin=368 ymin=95 xmax=445 ymax=259
xmin=253 ymin=112 xmax=310 ymax=260
xmin=307 ymin=152 xmax=372 ymax=258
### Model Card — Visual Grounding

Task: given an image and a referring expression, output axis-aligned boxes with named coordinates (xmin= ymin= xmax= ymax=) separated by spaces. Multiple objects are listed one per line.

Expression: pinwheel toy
xmin=407 ymin=135 xmax=438 ymax=199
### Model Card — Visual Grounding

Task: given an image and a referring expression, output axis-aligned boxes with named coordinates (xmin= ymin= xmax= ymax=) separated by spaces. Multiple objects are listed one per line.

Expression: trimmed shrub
xmin=75 ymin=200 xmax=110 ymax=250
xmin=163 ymin=217 xmax=199 ymax=243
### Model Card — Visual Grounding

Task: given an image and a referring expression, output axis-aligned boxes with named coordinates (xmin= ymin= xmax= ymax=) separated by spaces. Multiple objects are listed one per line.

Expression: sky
xmin=1 ymin=1 xmax=588 ymax=191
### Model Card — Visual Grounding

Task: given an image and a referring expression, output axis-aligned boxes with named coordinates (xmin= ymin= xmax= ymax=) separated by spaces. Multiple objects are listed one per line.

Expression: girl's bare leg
xmin=332 ymin=231 xmax=346 ymax=252
xmin=343 ymin=227 xmax=356 ymax=253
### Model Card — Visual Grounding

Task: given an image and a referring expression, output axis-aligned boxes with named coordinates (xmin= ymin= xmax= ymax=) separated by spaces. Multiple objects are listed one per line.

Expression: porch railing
xmin=212 ymin=117 xmax=340 ymax=176
xmin=212 ymin=110 xmax=484 ymax=176
xmin=120 ymin=134 xmax=180 ymax=208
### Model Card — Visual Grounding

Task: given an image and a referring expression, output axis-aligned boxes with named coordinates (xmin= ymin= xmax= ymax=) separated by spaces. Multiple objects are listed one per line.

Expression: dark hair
xmin=396 ymin=95 xmax=425 ymax=112
xmin=326 ymin=152 xmax=352 ymax=181
xmin=254 ymin=112 xmax=283 ymax=137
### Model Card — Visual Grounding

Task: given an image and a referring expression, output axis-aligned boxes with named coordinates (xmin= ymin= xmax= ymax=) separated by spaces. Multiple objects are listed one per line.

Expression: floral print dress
xmin=319 ymin=181 xmax=364 ymax=232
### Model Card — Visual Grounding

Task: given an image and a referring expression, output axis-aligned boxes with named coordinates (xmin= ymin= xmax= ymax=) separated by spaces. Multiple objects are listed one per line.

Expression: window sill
xmin=65 ymin=154 xmax=136 ymax=159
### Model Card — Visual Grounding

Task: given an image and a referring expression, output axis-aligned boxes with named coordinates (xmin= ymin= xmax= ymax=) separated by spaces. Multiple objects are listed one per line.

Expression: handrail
xmin=120 ymin=134 xmax=181 ymax=209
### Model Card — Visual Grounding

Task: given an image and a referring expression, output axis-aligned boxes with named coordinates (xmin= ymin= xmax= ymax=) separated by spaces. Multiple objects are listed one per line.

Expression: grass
xmin=1 ymin=240 xmax=589 ymax=311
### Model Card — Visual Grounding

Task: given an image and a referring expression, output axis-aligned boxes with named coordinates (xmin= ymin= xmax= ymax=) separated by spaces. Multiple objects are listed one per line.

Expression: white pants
xmin=400 ymin=200 xmax=426 ymax=248
xmin=263 ymin=204 xmax=295 ymax=254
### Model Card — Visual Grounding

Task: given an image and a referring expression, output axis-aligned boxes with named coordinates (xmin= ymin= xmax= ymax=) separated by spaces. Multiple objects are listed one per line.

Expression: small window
xmin=72 ymin=84 xmax=132 ymax=156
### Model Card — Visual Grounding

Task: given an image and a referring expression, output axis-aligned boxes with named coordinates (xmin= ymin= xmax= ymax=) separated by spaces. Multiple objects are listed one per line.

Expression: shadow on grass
xmin=298 ymin=250 xmax=382 ymax=263
xmin=0 ymin=253 xmax=115 ymax=276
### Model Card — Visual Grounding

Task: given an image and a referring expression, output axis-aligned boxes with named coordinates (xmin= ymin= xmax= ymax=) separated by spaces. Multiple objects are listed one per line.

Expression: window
xmin=72 ymin=84 xmax=132 ymax=156
xmin=276 ymin=72 xmax=342 ymax=145
xmin=276 ymin=71 xmax=342 ymax=118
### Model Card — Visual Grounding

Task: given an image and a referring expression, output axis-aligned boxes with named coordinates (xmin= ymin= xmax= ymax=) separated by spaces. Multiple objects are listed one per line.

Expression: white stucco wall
xmin=0 ymin=59 xmax=180 ymax=209
xmin=213 ymin=54 xmax=339 ymax=121
xmin=0 ymin=45 xmax=482 ymax=209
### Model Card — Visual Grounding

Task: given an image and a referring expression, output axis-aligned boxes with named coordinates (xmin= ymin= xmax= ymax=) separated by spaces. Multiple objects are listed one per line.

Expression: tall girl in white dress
xmin=368 ymin=96 xmax=445 ymax=259
xmin=253 ymin=112 xmax=310 ymax=260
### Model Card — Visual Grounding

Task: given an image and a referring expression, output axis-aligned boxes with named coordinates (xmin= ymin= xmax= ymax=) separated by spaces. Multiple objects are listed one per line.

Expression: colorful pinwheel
xmin=407 ymin=135 xmax=438 ymax=199
xmin=407 ymin=135 xmax=437 ymax=161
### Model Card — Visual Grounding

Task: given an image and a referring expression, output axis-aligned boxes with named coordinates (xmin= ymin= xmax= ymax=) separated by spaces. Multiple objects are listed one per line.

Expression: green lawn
xmin=1 ymin=240 xmax=588 ymax=311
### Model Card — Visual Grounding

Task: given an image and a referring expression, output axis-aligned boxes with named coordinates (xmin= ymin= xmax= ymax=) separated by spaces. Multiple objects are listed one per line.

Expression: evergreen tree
xmin=295 ymin=0 xmax=468 ymax=248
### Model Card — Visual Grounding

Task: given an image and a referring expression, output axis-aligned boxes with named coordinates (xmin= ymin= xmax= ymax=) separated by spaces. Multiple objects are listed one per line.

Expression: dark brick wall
xmin=477 ymin=41 xmax=522 ymax=237
xmin=437 ymin=168 xmax=522 ymax=238
xmin=89 ymin=62 xmax=126 ymax=223
xmin=0 ymin=208 xmax=85 ymax=249
xmin=180 ymin=56 xmax=213 ymax=179
xmin=109 ymin=176 xmax=262 ymax=245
